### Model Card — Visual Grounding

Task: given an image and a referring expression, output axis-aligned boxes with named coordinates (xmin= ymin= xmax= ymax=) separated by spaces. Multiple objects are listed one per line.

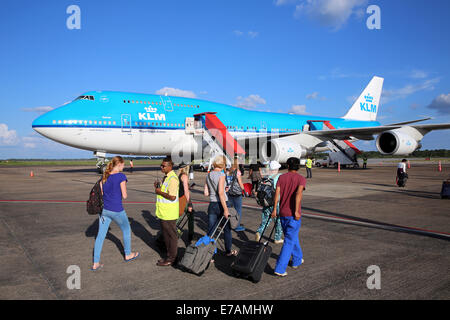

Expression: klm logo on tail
xmin=360 ymin=93 xmax=377 ymax=113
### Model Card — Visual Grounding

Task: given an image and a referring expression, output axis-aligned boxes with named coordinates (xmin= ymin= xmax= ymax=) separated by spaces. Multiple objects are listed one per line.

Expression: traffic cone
xmin=407 ymin=160 xmax=411 ymax=169
xmin=438 ymin=161 xmax=442 ymax=172
xmin=30 ymin=171 xmax=34 ymax=177
xmin=338 ymin=162 xmax=341 ymax=172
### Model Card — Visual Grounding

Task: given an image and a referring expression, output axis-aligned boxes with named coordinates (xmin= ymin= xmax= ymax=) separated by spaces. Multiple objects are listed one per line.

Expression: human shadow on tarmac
xmin=362 ymin=187 xmax=442 ymax=200
xmin=302 ymin=204 xmax=450 ymax=241
xmin=128 ymin=216 xmax=162 ymax=257
xmin=85 ymin=219 xmax=126 ymax=257
xmin=354 ymin=182 xmax=399 ymax=188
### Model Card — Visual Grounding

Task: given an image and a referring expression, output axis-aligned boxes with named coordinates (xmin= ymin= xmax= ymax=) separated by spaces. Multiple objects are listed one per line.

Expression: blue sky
xmin=1 ymin=0 xmax=449 ymax=158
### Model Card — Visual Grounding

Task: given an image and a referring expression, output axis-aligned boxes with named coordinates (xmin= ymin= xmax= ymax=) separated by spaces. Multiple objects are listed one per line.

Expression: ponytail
xmin=102 ymin=156 xmax=124 ymax=183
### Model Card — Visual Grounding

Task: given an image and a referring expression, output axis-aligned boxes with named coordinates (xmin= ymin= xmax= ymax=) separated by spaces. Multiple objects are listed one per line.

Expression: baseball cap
xmin=269 ymin=161 xmax=281 ymax=170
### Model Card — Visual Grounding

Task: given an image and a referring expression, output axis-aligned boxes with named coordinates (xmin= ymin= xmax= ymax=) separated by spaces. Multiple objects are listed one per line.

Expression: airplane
xmin=32 ymin=76 xmax=450 ymax=171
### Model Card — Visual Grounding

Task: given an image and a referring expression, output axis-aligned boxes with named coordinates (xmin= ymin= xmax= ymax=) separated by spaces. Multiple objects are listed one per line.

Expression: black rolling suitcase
xmin=231 ymin=216 xmax=279 ymax=283
xmin=441 ymin=180 xmax=450 ymax=199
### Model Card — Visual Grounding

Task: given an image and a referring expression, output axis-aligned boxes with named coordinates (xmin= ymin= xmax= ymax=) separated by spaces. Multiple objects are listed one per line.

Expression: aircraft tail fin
xmin=342 ymin=76 xmax=384 ymax=121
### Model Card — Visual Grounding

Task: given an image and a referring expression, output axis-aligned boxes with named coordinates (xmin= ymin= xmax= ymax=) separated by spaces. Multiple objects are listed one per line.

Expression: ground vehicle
xmin=315 ymin=152 xmax=359 ymax=168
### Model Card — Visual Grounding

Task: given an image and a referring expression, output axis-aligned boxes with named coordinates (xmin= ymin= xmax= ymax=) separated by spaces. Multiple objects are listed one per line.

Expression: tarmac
xmin=0 ymin=162 xmax=449 ymax=300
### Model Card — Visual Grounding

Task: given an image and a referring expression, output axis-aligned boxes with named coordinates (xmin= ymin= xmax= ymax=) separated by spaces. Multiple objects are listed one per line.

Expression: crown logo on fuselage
xmin=144 ymin=107 xmax=157 ymax=113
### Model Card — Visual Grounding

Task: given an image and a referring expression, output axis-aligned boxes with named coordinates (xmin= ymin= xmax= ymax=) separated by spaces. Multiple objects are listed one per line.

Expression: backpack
xmin=228 ymin=170 xmax=242 ymax=196
xmin=255 ymin=174 xmax=279 ymax=207
xmin=86 ymin=178 xmax=103 ymax=215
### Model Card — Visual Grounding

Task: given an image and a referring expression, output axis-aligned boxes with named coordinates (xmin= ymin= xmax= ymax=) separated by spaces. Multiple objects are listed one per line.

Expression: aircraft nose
xmin=32 ymin=109 xmax=58 ymax=137
xmin=32 ymin=113 xmax=49 ymax=133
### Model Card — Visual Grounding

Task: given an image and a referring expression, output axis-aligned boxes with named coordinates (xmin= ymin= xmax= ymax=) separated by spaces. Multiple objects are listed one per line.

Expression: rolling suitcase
xmin=231 ymin=216 xmax=279 ymax=283
xmin=441 ymin=180 xmax=450 ymax=199
xmin=179 ymin=216 xmax=229 ymax=276
xmin=243 ymin=183 xmax=253 ymax=196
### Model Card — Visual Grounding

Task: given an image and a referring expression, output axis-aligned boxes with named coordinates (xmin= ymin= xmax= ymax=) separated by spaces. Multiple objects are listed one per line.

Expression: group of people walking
xmin=91 ymin=155 xmax=306 ymax=278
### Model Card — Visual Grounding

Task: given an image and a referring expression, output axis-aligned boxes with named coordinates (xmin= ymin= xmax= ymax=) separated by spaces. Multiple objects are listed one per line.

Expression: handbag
xmin=227 ymin=204 xmax=239 ymax=230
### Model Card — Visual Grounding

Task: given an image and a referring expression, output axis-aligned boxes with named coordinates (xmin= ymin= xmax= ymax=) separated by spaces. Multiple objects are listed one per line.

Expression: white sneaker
xmin=292 ymin=259 xmax=304 ymax=269
xmin=274 ymin=271 xmax=287 ymax=277
xmin=255 ymin=232 xmax=261 ymax=242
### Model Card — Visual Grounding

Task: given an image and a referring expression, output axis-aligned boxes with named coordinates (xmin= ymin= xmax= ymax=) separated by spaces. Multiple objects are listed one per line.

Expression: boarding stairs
xmin=307 ymin=120 xmax=361 ymax=167
xmin=190 ymin=112 xmax=246 ymax=171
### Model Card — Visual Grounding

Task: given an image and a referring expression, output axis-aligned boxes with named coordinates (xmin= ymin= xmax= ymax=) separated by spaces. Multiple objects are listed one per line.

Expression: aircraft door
xmin=185 ymin=117 xmax=195 ymax=134
xmin=160 ymin=95 xmax=174 ymax=112
xmin=261 ymin=121 xmax=267 ymax=132
xmin=121 ymin=114 xmax=132 ymax=133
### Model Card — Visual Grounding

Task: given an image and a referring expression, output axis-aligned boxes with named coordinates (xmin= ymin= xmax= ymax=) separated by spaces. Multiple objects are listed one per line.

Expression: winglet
xmin=342 ymin=76 xmax=384 ymax=122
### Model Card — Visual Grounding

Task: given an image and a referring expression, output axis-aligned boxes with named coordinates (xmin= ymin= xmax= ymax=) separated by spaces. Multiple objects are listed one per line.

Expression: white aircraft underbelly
xmin=34 ymin=127 xmax=198 ymax=155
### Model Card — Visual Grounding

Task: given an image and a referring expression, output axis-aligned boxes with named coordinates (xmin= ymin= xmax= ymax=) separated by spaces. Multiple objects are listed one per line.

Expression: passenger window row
xmin=122 ymin=100 xmax=199 ymax=109
xmin=123 ymin=99 xmax=199 ymax=108
xmin=135 ymin=122 xmax=184 ymax=128
xmin=52 ymin=120 xmax=116 ymax=125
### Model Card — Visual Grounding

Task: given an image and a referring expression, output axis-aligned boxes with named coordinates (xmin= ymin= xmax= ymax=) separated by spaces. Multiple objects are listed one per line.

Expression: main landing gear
xmin=94 ymin=151 xmax=108 ymax=174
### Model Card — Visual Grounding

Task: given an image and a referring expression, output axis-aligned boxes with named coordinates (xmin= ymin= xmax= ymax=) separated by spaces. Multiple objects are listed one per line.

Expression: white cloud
xmin=288 ymin=104 xmax=310 ymax=115
xmin=410 ymin=69 xmax=428 ymax=79
xmin=236 ymin=94 xmax=267 ymax=109
xmin=346 ymin=95 xmax=358 ymax=104
xmin=0 ymin=124 xmax=20 ymax=146
xmin=427 ymin=94 xmax=450 ymax=115
xmin=21 ymin=106 xmax=54 ymax=114
xmin=318 ymin=67 xmax=367 ymax=80
xmin=274 ymin=0 xmax=298 ymax=5
xmin=155 ymin=87 xmax=197 ymax=98
xmin=22 ymin=136 xmax=42 ymax=149
xmin=234 ymin=30 xmax=259 ymax=38
xmin=293 ymin=0 xmax=368 ymax=30
xmin=381 ymin=78 xmax=440 ymax=104
xmin=306 ymin=91 xmax=326 ymax=100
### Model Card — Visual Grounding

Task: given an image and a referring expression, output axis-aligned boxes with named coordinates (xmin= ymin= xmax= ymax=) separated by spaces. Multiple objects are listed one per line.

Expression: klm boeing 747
xmin=32 ymin=76 xmax=450 ymax=171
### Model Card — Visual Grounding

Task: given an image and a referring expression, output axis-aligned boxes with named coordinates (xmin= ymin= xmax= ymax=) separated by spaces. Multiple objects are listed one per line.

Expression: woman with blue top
xmin=255 ymin=161 xmax=284 ymax=244
xmin=92 ymin=156 xmax=139 ymax=271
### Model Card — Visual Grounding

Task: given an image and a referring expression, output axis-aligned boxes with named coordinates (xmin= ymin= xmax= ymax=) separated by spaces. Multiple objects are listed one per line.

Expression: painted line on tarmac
xmin=0 ymin=199 xmax=210 ymax=205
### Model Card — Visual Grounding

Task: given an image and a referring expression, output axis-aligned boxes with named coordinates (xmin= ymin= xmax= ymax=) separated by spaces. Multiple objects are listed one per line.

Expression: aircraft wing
xmin=305 ymin=123 xmax=450 ymax=141
xmin=386 ymin=117 xmax=432 ymax=126
xmin=234 ymin=131 xmax=297 ymax=142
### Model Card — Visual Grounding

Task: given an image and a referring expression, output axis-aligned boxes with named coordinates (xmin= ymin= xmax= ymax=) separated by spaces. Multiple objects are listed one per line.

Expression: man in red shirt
xmin=271 ymin=157 xmax=306 ymax=276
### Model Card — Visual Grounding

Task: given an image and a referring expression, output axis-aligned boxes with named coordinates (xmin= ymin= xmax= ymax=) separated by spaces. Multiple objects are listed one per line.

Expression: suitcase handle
xmin=176 ymin=210 xmax=189 ymax=230
xmin=259 ymin=215 xmax=280 ymax=245
xmin=258 ymin=212 xmax=273 ymax=243
xmin=210 ymin=216 xmax=230 ymax=242
xmin=266 ymin=216 xmax=279 ymax=244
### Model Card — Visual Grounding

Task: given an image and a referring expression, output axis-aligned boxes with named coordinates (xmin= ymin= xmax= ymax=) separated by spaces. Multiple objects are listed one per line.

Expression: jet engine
xmin=261 ymin=139 xmax=306 ymax=163
xmin=376 ymin=128 xmax=421 ymax=155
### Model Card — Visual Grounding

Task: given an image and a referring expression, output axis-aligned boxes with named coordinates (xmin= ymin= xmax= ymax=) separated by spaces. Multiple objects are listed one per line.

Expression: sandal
xmin=125 ymin=252 xmax=140 ymax=262
xmin=91 ymin=264 xmax=104 ymax=271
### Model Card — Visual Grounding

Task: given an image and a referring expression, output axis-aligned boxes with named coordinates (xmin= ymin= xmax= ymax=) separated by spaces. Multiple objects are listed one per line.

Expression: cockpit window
xmin=75 ymin=95 xmax=95 ymax=101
